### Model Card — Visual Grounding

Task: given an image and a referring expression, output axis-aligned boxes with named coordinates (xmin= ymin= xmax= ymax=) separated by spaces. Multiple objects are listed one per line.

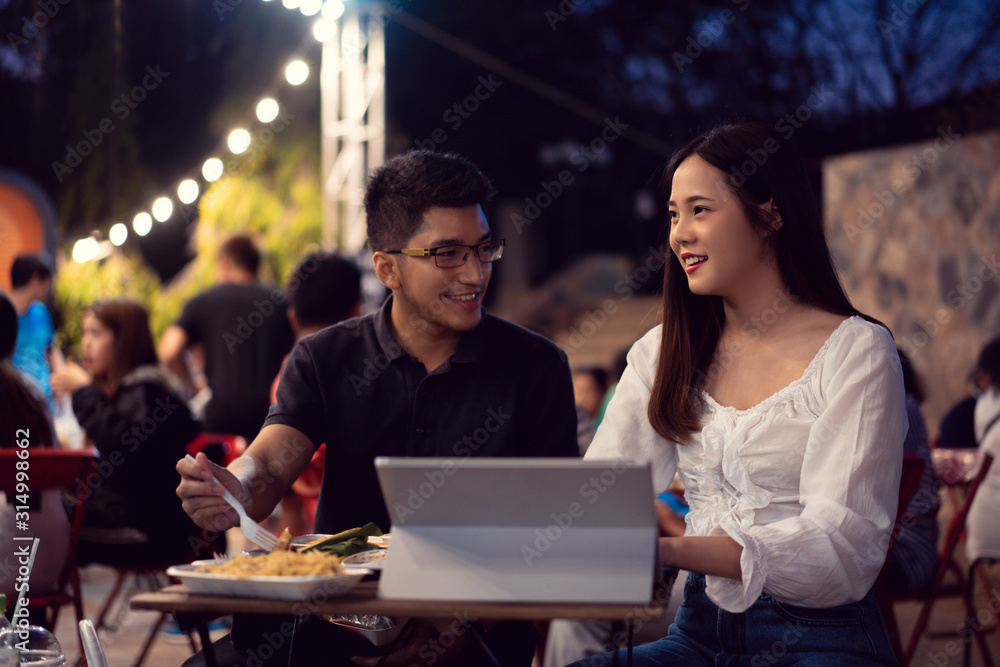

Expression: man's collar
xmin=373 ymin=295 xmax=485 ymax=364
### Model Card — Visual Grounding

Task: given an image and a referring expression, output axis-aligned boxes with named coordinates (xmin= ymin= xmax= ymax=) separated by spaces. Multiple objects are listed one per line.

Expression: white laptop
xmin=374 ymin=457 xmax=659 ymax=604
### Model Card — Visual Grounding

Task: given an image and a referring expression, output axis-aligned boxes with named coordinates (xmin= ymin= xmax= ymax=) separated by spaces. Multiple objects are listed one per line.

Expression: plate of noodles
xmin=167 ymin=550 xmax=369 ymax=600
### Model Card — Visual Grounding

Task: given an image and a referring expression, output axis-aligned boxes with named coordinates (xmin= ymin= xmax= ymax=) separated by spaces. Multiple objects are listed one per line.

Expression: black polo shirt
xmin=265 ymin=297 xmax=579 ymax=534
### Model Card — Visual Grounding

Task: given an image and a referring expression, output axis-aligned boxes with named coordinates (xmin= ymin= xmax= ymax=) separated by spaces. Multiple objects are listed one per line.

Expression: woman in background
xmin=51 ymin=299 xmax=203 ymax=566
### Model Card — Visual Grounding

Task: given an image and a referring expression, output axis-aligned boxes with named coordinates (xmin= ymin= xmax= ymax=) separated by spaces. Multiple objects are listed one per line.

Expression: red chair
xmin=0 ymin=448 xmax=98 ymax=663
xmin=874 ymin=454 xmax=927 ymax=662
xmin=882 ymin=453 xmax=995 ymax=666
xmin=186 ymin=432 xmax=246 ymax=466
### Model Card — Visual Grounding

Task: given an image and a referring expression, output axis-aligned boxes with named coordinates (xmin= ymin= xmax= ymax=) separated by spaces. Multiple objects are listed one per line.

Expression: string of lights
xmin=70 ymin=0 xmax=348 ymax=263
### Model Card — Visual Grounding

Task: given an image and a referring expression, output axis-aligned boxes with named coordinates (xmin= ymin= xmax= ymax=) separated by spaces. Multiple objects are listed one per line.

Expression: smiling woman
xmin=574 ymin=122 xmax=908 ymax=666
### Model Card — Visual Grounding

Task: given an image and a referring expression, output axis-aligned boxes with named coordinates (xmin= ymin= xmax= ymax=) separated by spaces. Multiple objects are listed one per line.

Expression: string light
xmin=285 ymin=60 xmax=309 ymax=85
xmin=321 ymin=0 xmax=344 ymax=20
xmin=202 ymin=158 xmax=224 ymax=182
xmin=72 ymin=0 xmax=328 ymax=262
xmin=313 ymin=18 xmax=335 ymax=43
xmin=256 ymin=98 xmax=280 ymax=123
xmin=133 ymin=212 xmax=153 ymax=236
xmin=152 ymin=197 xmax=173 ymax=222
xmin=178 ymin=179 xmax=199 ymax=204
xmin=300 ymin=0 xmax=322 ymax=16
xmin=109 ymin=223 xmax=128 ymax=246
xmin=72 ymin=237 xmax=101 ymax=263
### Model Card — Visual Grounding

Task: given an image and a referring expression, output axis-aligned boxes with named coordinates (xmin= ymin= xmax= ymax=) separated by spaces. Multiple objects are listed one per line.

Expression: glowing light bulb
xmin=321 ymin=0 xmax=344 ymax=20
xmin=256 ymin=98 xmax=279 ymax=123
xmin=203 ymin=158 xmax=224 ymax=182
xmin=109 ymin=223 xmax=128 ymax=246
xmin=133 ymin=212 xmax=153 ymax=236
xmin=313 ymin=18 xmax=335 ymax=42
xmin=285 ymin=60 xmax=309 ymax=85
xmin=152 ymin=197 xmax=173 ymax=222
xmin=178 ymin=179 xmax=199 ymax=204
xmin=72 ymin=237 xmax=100 ymax=263
xmin=228 ymin=129 xmax=251 ymax=154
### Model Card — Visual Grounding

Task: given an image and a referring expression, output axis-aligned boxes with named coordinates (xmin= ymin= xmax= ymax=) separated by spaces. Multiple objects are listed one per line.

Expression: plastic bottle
xmin=0 ymin=594 xmax=20 ymax=666
xmin=0 ymin=595 xmax=65 ymax=666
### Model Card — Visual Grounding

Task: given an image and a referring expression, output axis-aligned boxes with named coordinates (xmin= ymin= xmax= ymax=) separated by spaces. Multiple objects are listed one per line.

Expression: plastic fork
xmin=184 ymin=454 xmax=279 ymax=550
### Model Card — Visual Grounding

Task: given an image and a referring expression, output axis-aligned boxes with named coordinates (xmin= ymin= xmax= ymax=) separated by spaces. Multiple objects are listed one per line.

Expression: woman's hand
xmin=50 ymin=361 xmax=92 ymax=396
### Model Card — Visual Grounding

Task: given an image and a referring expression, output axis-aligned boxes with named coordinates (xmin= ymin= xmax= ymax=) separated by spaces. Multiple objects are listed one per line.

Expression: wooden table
xmin=132 ymin=580 xmax=668 ymax=666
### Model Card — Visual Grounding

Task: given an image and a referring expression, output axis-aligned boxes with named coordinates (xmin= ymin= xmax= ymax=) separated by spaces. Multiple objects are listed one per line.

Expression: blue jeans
xmin=566 ymin=573 xmax=897 ymax=666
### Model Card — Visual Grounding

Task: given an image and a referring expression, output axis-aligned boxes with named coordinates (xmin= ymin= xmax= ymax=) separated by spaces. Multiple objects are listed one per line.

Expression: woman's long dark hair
xmin=648 ymin=122 xmax=873 ymax=443
xmin=88 ymin=299 xmax=159 ymax=398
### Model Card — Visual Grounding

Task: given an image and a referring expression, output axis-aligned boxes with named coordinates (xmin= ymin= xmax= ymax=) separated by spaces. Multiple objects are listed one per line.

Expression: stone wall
xmin=823 ymin=129 xmax=1000 ymax=438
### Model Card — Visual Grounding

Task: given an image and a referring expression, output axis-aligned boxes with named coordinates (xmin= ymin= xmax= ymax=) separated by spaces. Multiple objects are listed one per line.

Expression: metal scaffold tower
xmin=321 ymin=2 xmax=385 ymax=252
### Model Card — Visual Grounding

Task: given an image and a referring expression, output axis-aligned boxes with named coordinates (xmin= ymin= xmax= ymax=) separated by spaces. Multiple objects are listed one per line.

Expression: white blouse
xmin=966 ymin=386 xmax=1000 ymax=562
xmin=586 ymin=316 xmax=908 ymax=612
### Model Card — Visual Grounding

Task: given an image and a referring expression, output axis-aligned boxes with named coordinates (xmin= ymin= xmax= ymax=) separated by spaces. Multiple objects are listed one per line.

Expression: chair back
xmin=186 ymin=432 xmax=246 ymax=467
xmin=874 ymin=453 xmax=926 ymax=589
xmin=79 ymin=619 xmax=109 ymax=667
xmin=0 ymin=448 xmax=99 ymax=592
xmin=937 ymin=452 xmax=993 ymax=571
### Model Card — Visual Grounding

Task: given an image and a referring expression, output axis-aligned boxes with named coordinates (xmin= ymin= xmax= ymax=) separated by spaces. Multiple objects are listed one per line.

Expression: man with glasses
xmin=177 ymin=151 xmax=579 ymax=667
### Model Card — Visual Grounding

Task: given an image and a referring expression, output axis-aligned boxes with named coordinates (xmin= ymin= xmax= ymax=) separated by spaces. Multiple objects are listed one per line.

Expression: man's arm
xmin=159 ymin=325 xmax=199 ymax=395
xmin=176 ymin=424 xmax=316 ymax=531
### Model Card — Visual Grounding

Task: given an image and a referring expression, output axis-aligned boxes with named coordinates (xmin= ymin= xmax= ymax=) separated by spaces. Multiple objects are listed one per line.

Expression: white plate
xmin=341 ymin=549 xmax=388 ymax=570
xmin=167 ymin=560 xmax=368 ymax=600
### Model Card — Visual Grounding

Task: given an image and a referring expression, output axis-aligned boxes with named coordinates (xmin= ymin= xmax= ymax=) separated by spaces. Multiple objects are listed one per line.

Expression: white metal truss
xmin=321 ymin=2 xmax=385 ymax=252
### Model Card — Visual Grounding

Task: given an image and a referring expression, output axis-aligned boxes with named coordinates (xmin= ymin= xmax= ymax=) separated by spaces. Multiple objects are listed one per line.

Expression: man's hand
xmin=176 ymin=452 xmax=247 ymax=532
xmin=351 ymin=619 xmax=466 ymax=667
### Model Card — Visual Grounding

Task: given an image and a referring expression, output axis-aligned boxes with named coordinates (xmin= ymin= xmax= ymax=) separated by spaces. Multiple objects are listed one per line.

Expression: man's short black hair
xmin=218 ymin=235 xmax=261 ymax=277
xmin=364 ymin=151 xmax=495 ymax=252
xmin=0 ymin=293 xmax=17 ymax=359
xmin=10 ymin=255 xmax=52 ymax=289
xmin=288 ymin=252 xmax=362 ymax=329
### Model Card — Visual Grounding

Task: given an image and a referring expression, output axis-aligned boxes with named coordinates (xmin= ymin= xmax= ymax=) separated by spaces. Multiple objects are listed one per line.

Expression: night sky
xmin=1 ymin=0 xmax=998 ymax=282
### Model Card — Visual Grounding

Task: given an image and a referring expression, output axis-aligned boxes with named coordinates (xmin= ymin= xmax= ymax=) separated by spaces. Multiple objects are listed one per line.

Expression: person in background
xmin=159 ymin=234 xmax=295 ymax=444
xmin=8 ymin=254 xmax=56 ymax=411
xmin=269 ymin=251 xmax=362 ymax=536
xmin=966 ymin=337 xmax=1000 ymax=567
xmin=881 ymin=349 xmax=938 ymax=594
xmin=593 ymin=347 xmax=629 ymax=427
xmin=51 ymin=299 xmax=203 ymax=566
xmin=177 ymin=150 xmax=579 ymax=667
xmin=0 ymin=293 xmax=69 ymax=626
xmin=572 ymin=365 xmax=609 ymax=454
xmin=573 ymin=122 xmax=906 ymax=665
